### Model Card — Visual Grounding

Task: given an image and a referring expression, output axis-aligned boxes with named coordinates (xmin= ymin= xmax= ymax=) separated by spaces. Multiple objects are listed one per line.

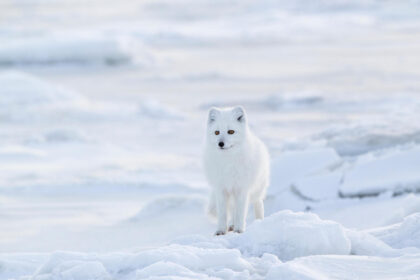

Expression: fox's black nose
xmin=218 ymin=142 xmax=225 ymax=148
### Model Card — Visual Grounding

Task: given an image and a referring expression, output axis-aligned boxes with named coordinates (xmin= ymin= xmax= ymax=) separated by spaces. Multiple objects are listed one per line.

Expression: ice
xmin=41 ymin=129 xmax=88 ymax=144
xmin=227 ymin=210 xmax=351 ymax=261
xmin=339 ymin=145 xmax=420 ymax=197
xmin=285 ymin=145 xmax=420 ymax=201
xmin=0 ymin=37 xmax=131 ymax=66
xmin=263 ymin=94 xmax=324 ymax=111
xmin=270 ymin=148 xmax=340 ymax=194
xmin=319 ymin=125 xmax=420 ymax=157
xmin=315 ymin=193 xmax=420 ymax=230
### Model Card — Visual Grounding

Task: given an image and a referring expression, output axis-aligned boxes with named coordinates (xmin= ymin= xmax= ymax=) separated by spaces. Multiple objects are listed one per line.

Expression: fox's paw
xmin=214 ymin=230 xmax=226 ymax=236
xmin=234 ymin=229 xmax=243 ymax=234
xmin=228 ymin=225 xmax=234 ymax=232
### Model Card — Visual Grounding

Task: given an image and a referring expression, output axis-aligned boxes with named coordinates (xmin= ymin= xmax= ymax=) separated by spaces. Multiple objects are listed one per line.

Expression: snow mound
xmin=0 ymin=71 xmax=89 ymax=122
xmin=266 ymin=254 xmax=420 ymax=280
xmin=227 ymin=210 xmax=351 ymax=261
xmin=125 ymin=196 xmax=214 ymax=245
xmin=0 ymin=36 xmax=131 ymax=66
xmin=339 ymin=145 xmax=420 ymax=197
xmin=129 ymin=195 xmax=205 ymax=222
xmin=369 ymin=213 xmax=420 ymax=249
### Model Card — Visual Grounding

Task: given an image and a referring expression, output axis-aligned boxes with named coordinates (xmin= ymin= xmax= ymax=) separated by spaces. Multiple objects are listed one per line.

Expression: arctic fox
xmin=204 ymin=106 xmax=270 ymax=235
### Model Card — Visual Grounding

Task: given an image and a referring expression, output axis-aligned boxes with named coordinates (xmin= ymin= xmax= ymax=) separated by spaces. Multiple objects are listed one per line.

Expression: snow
xmin=1 ymin=0 xmax=420 ymax=279
xmin=227 ymin=211 xmax=351 ymax=261
xmin=3 ymin=211 xmax=420 ymax=279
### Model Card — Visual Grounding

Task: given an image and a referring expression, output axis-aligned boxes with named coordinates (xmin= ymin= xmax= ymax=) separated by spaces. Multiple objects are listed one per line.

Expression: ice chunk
xmin=339 ymin=145 xmax=420 ymax=197
xmin=270 ymin=148 xmax=340 ymax=194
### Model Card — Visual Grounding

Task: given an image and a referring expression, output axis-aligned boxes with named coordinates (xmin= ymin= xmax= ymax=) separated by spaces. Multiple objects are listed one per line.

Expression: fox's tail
xmin=207 ymin=191 xmax=217 ymax=218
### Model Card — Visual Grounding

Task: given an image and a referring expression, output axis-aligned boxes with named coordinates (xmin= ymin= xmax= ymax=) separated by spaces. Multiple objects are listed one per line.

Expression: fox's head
xmin=206 ymin=106 xmax=249 ymax=150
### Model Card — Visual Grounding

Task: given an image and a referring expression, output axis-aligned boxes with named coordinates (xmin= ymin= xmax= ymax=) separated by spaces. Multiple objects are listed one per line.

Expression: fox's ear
xmin=233 ymin=106 xmax=246 ymax=123
xmin=208 ymin=107 xmax=220 ymax=124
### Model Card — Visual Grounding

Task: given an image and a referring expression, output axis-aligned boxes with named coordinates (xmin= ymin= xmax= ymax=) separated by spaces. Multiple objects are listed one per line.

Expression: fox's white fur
xmin=204 ymin=106 xmax=270 ymax=235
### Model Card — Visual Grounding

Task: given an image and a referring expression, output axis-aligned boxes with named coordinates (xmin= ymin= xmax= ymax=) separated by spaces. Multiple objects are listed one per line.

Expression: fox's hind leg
xmin=254 ymin=200 xmax=264 ymax=220
xmin=253 ymin=180 xmax=267 ymax=220
xmin=233 ymin=191 xmax=249 ymax=233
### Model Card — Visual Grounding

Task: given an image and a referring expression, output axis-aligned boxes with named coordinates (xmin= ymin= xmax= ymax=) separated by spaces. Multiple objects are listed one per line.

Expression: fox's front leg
xmin=234 ymin=191 xmax=249 ymax=233
xmin=215 ymin=190 xmax=228 ymax=235
xmin=228 ymin=196 xmax=235 ymax=232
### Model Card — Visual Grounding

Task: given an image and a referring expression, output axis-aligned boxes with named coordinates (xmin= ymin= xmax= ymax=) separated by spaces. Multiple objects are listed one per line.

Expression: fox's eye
xmin=215 ymin=130 xmax=220 ymax=135
xmin=228 ymin=130 xmax=235 ymax=135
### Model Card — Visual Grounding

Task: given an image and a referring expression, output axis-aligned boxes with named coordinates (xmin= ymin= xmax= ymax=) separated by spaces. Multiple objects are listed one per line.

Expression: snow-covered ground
xmin=1 ymin=0 xmax=420 ymax=279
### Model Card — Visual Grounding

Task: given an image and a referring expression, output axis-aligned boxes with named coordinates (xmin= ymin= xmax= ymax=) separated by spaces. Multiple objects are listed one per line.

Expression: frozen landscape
xmin=1 ymin=0 xmax=420 ymax=279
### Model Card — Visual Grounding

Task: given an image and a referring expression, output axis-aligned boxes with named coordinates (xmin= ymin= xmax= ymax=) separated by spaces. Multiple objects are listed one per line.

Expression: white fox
xmin=204 ymin=106 xmax=270 ymax=235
